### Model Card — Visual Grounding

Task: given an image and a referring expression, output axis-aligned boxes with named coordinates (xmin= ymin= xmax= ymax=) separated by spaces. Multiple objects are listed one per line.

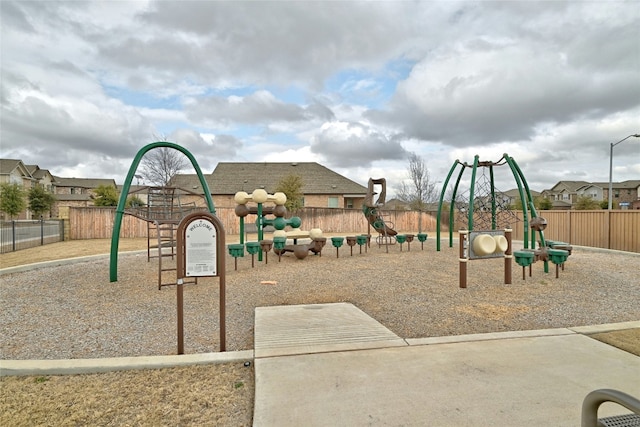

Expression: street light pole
xmin=608 ymin=134 xmax=640 ymax=210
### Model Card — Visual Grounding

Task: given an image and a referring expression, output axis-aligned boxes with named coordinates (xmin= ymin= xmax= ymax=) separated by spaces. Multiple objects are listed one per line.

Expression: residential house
xmin=384 ymin=198 xmax=410 ymax=210
xmin=576 ymin=183 xmax=604 ymax=201
xmin=117 ymin=184 xmax=150 ymax=206
xmin=541 ymin=181 xmax=590 ymax=210
xmin=25 ymin=165 xmax=56 ymax=193
xmin=497 ymin=188 xmax=542 ymax=208
xmin=52 ymin=177 xmax=117 ymax=217
xmin=1 ymin=159 xmax=61 ymax=219
xmin=541 ymin=180 xmax=640 ymax=209
xmin=594 ymin=180 xmax=640 ymax=209
xmin=170 ymin=162 xmax=368 ymax=209
xmin=1 ymin=159 xmax=34 ymax=219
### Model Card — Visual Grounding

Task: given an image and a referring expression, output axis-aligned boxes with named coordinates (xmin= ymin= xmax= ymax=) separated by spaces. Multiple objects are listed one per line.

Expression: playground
xmin=2 ymin=145 xmax=639 ymax=424
xmin=2 ymin=236 xmax=638 ymax=359
xmin=1 ymin=237 xmax=639 ymax=425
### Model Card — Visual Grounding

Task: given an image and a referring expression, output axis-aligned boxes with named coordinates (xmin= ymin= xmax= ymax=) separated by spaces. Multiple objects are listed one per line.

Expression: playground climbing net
xmin=454 ymin=169 xmax=522 ymax=231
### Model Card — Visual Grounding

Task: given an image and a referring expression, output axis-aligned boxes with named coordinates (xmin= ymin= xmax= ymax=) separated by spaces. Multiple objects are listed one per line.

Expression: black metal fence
xmin=0 ymin=219 xmax=65 ymax=254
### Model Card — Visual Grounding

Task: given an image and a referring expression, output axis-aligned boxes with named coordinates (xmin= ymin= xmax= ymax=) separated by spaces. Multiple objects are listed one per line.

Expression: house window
xmin=70 ymin=188 xmax=75 ymax=194
xmin=346 ymin=198 xmax=354 ymax=209
xmin=328 ymin=197 xmax=339 ymax=208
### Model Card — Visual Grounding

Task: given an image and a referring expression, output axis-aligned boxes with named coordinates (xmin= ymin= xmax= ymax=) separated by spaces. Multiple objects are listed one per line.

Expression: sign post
xmin=176 ymin=212 xmax=227 ymax=354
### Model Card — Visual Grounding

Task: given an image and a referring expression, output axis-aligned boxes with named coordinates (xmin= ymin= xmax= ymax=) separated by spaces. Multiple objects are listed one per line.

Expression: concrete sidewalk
xmin=253 ymin=303 xmax=640 ymax=426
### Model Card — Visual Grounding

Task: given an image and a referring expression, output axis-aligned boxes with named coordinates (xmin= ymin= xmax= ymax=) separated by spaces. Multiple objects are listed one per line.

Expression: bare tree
xmin=397 ymin=153 xmax=438 ymax=232
xmin=140 ymin=146 xmax=189 ymax=186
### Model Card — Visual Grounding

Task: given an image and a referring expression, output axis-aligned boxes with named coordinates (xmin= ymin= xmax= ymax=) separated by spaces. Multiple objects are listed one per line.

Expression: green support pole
xmin=239 ymin=217 xmax=245 ymax=245
xmin=449 ymin=164 xmax=466 ymax=248
xmin=257 ymin=202 xmax=263 ymax=262
xmin=507 ymin=155 xmax=549 ymax=273
xmin=468 ymin=156 xmax=479 ymax=231
xmin=437 ymin=160 xmax=460 ymax=251
xmin=503 ymin=154 xmax=530 ymax=249
xmin=489 ymin=164 xmax=496 ymax=230
xmin=109 ymin=142 xmax=216 ymax=282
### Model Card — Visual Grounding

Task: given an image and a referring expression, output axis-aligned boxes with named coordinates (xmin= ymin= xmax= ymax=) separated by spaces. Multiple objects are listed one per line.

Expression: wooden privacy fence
xmin=67 ymin=207 xmax=639 ymax=253
xmin=467 ymin=210 xmax=639 ymax=253
xmin=68 ymin=207 xmax=443 ymax=240
xmin=529 ymin=210 xmax=639 ymax=253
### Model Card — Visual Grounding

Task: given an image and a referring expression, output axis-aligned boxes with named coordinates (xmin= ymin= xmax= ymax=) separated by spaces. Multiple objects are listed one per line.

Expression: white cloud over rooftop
xmin=1 ymin=0 xmax=638 ymax=195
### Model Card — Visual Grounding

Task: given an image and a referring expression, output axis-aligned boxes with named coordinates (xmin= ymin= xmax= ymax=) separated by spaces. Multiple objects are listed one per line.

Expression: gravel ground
xmin=1 ymin=238 xmax=639 ymax=360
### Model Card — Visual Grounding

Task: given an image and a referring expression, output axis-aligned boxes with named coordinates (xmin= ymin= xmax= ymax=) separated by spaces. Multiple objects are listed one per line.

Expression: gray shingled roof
xmin=592 ymin=180 xmax=640 ymax=189
xmin=55 ymin=193 xmax=93 ymax=202
xmin=171 ymin=162 xmax=368 ymax=195
xmin=0 ymin=159 xmax=28 ymax=176
xmin=25 ymin=165 xmax=55 ymax=180
xmin=501 ymin=188 xmax=542 ymax=198
xmin=547 ymin=180 xmax=591 ymax=192
xmin=53 ymin=177 xmax=117 ymax=188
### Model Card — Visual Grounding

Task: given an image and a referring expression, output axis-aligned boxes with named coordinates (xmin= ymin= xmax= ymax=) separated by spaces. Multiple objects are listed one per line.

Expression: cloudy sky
xmin=2 ymin=0 xmax=639 ymax=196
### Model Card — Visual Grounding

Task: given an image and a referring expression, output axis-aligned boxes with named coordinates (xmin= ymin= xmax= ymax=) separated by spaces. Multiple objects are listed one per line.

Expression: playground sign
xmin=176 ymin=211 xmax=226 ymax=354
xmin=184 ymin=218 xmax=217 ymax=276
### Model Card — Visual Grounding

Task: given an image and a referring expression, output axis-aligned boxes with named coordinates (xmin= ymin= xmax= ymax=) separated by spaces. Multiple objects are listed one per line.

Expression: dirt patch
xmin=456 ymin=303 xmax=532 ymax=321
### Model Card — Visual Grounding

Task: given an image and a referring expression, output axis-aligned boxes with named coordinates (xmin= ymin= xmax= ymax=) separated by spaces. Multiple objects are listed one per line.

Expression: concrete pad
xmin=254 ymin=303 xmax=407 ymax=358
xmin=253 ymin=334 xmax=640 ymax=426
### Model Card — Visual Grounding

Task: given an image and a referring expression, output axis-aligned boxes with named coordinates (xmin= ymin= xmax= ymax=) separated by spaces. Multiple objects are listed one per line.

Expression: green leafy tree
xmin=539 ymin=197 xmax=553 ymax=210
xmin=510 ymin=197 xmax=527 ymax=210
xmin=0 ymin=182 xmax=27 ymax=219
xmin=275 ymin=174 xmax=304 ymax=212
xmin=93 ymin=185 xmax=119 ymax=206
xmin=574 ymin=196 xmax=600 ymax=210
xmin=126 ymin=195 xmax=145 ymax=208
xmin=511 ymin=195 xmax=551 ymax=211
xmin=28 ymin=185 xmax=57 ymax=218
xmin=600 ymin=200 xmax=610 ymax=209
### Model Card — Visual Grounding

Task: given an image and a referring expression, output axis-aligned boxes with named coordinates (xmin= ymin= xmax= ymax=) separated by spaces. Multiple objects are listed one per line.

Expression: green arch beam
xmin=436 ymin=153 xmax=546 ymax=256
xmin=109 ymin=142 xmax=216 ymax=282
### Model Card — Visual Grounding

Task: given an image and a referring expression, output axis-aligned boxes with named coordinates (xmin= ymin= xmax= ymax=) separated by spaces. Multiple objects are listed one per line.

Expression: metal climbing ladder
xmin=124 ymin=186 xmax=203 ymax=289
xmin=374 ymin=208 xmax=396 ymax=252
xmin=145 ymin=187 xmax=202 ymax=289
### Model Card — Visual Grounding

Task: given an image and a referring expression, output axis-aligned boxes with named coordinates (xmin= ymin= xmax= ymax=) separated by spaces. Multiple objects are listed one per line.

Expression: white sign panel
xmin=185 ymin=218 xmax=217 ymax=276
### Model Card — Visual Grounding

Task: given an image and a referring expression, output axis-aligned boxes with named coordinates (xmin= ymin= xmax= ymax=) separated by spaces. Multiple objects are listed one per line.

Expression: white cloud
xmin=1 ymin=0 xmax=638 ymax=192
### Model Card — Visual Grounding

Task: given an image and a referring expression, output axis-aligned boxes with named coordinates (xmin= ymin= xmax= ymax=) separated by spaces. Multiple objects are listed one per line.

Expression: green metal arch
xmin=467 ymin=155 xmax=480 ymax=231
xmin=436 ymin=153 xmax=546 ymax=255
xmin=436 ymin=159 xmax=461 ymax=250
xmin=109 ymin=142 xmax=216 ymax=282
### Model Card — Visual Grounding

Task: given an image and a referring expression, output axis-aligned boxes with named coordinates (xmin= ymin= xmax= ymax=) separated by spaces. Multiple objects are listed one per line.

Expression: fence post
xmin=606 ymin=210 xmax=611 ymax=249
xmin=59 ymin=206 xmax=70 ymax=241
xmin=12 ymin=220 xmax=16 ymax=252
xmin=40 ymin=217 xmax=44 ymax=246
